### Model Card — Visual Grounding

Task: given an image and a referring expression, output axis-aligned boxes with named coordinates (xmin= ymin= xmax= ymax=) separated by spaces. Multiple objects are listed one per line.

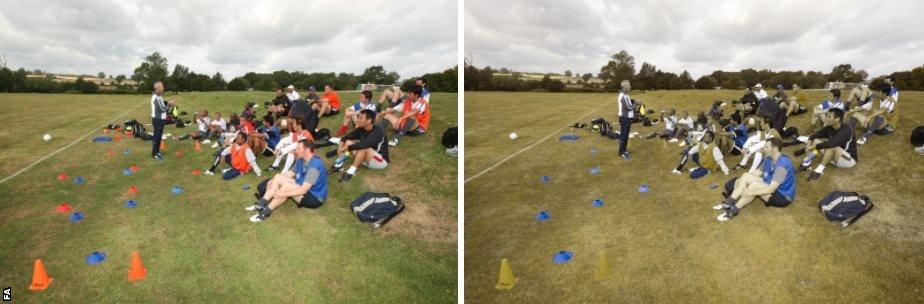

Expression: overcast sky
xmin=0 ymin=0 xmax=457 ymax=79
xmin=465 ymin=0 xmax=924 ymax=78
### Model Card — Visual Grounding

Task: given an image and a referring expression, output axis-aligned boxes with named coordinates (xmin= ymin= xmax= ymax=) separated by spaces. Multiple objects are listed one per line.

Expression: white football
xmin=509 ymin=133 xmax=518 ymax=140
xmin=43 ymin=134 xmax=52 ymax=141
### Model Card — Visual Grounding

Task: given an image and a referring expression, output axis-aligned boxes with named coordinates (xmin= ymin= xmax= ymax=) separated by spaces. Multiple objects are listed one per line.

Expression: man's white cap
xmin=754 ymin=83 xmax=763 ymax=88
xmin=286 ymin=85 xmax=295 ymax=89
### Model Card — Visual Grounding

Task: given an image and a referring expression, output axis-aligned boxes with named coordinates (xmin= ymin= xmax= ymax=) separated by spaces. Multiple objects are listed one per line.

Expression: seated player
xmin=268 ymin=118 xmax=314 ymax=172
xmin=378 ymin=85 xmax=430 ymax=147
xmin=258 ymin=115 xmax=281 ymax=155
xmin=780 ymin=86 xmax=807 ymax=116
xmin=246 ymin=139 xmax=328 ymax=223
xmin=714 ymin=137 xmax=796 ymax=222
xmin=753 ymin=83 xmax=768 ymax=100
xmin=416 ymin=78 xmax=431 ymax=103
xmin=644 ymin=109 xmax=678 ymax=141
xmin=177 ymin=111 xmax=210 ymax=141
xmin=205 ymin=112 xmax=227 ymax=143
xmin=239 ymin=114 xmax=267 ymax=156
xmin=312 ymin=84 xmax=341 ymax=118
xmin=674 ymin=111 xmax=695 ymax=145
xmin=204 ymin=132 xmax=263 ymax=180
xmin=726 ymin=114 xmax=749 ymax=155
xmin=853 ymin=83 xmax=898 ymax=145
xmin=330 ymin=109 xmax=389 ymax=182
xmin=797 ymin=108 xmax=857 ymax=182
xmin=269 ymin=88 xmax=291 ymax=118
xmin=810 ymin=88 xmax=848 ymax=131
xmin=670 ymin=131 xmax=730 ymax=176
xmin=336 ymin=90 xmax=377 ymax=136
xmin=733 ymin=117 xmax=779 ymax=172
xmin=378 ymin=83 xmax=405 ymax=111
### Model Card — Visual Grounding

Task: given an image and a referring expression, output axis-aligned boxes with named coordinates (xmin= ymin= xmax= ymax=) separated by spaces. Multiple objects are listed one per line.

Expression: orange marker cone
xmin=29 ymin=259 xmax=53 ymax=291
xmin=127 ymin=251 xmax=147 ymax=282
xmin=114 ymin=134 xmax=122 ymax=142
xmin=194 ymin=140 xmax=202 ymax=151
xmin=495 ymin=258 xmax=518 ymax=290
xmin=191 ymin=169 xmax=201 ymax=176
xmin=160 ymin=140 xmax=167 ymax=151
xmin=127 ymin=185 xmax=139 ymax=194
xmin=174 ymin=150 xmax=184 ymax=157
xmin=57 ymin=172 xmax=69 ymax=180
xmin=107 ymin=149 xmax=116 ymax=157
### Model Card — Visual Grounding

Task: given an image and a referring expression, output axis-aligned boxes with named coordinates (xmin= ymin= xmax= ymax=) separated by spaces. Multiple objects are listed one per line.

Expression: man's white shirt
xmin=150 ymin=93 xmax=166 ymax=119
xmin=286 ymin=91 xmax=301 ymax=101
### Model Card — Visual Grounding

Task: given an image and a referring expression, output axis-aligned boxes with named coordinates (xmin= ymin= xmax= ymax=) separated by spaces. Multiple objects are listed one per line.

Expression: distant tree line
xmin=0 ymin=51 xmax=456 ymax=94
xmin=464 ymin=49 xmax=924 ymax=92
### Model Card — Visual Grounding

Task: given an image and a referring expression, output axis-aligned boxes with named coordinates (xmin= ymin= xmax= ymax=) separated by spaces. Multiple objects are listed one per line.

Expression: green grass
xmin=0 ymin=91 xmax=457 ymax=303
xmin=464 ymin=90 xmax=923 ymax=303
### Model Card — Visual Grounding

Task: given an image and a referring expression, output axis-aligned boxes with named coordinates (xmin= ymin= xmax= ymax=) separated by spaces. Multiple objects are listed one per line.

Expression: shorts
xmin=363 ymin=150 xmax=388 ymax=169
xmin=405 ymin=128 xmax=426 ymax=136
xmin=297 ymin=194 xmax=324 ymax=208
xmin=764 ymin=191 xmax=792 ymax=207
xmin=322 ymin=108 xmax=339 ymax=117
xmin=831 ymin=152 xmax=856 ymax=168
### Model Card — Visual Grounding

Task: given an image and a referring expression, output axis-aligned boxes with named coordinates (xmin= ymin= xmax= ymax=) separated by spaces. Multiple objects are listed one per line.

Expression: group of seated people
xmin=165 ymin=79 xmax=433 ymax=223
xmin=634 ymin=77 xmax=900 ymax=222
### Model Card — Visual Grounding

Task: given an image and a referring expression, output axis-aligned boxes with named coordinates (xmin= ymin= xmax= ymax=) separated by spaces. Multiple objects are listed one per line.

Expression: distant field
xmin=0 ymin=91 xmax=458 ymax=303
xmin=464 ymin=90 xmax=923 ymax=303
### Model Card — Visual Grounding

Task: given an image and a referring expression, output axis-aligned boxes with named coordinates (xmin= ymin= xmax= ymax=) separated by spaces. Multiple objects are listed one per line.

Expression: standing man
xmin=150 ymin=81 xmax=168 ymax=160
xmin=617 ymin=80 xmax=634 ymax=160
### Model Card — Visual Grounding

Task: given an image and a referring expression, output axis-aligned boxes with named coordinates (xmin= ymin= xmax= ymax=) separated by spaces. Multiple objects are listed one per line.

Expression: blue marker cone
xmin=171 ymin=185 xmax=183 ymax=195
xmin=638 ymin=184 xmax=650 ymax=193
xmin=85 ymin=251 xmax=107 ymax=265
xmin=125 ymin=200 xmax=137 ymax=208
xmin=73 ymin=176 xmax=85 ymax=185
xmin=589 ymin=166 xmax=601 ymax=175
xmin=122 ymin=168 xmax=133 ymax=176
xmin=535 ymin=211 xmax=551 ymax=222
xmin=69 ymin=212 xmax=85 ymax=222
xmin=590 ymin=148 xmax=598 ymax=155
xmin=709 ymin=183 xmax=719 ymax=189
xmin=552 ymin=251 xmax=573 ymax=264
xmin=123 ymin=149 xmax=131 ymax=155
xmin=242 ymin=183 xmax=252 ymax=190
xmin=540 ymin=175 xmax=552 ymax=184
xmin=592 ymin=199 xmax=605 ymax=207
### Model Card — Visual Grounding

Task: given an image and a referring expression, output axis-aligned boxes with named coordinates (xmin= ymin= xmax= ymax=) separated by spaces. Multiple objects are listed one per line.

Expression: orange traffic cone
xmin=127 ymin=251 xmax=147 ymax=282
xmin=194 ymin=140 xmax=202 ymax=151
xmin=127 ymin=185 xmax=139 ymax=194
xmin=29 ymin=259 xmax=53 ymax=291
xmin=160 ymin=140 xmax=167 ymax=151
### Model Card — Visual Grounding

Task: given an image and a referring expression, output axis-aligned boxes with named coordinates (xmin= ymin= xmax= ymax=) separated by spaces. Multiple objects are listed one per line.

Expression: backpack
xmin=350 ymin=192 xmax=405 ymax=229
xmin=911 ymin=126 xmax=924 ymax=146
xmin=442 ymin=126 xmax=458 ymax=148
xmin=590 ymin=118 xmax=619 ymax=139
xmin=818 ymin=191 xmax=874 ymax=227
xmin=756 ymin=98 xmax=781 ymax=120
xmin=315 ymin=128 xmax=331 ymax=141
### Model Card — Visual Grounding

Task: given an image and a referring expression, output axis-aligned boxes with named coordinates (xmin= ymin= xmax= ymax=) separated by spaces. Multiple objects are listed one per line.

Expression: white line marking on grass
xmin=0 ymin=102 xmax=147 ymax=185
xmin=464 ymin=99 xmax=613 ymax=183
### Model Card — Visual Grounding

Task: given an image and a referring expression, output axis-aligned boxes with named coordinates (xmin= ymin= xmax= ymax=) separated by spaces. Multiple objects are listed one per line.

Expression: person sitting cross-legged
xmin=330 ymin=109 xmax=389 ymax=182
xmin=246 ymin=139 xmax=328 ymax=223
xmin=670 ymin=130 xmax=730 ymax=176
xmin=797 ymin=108 xmax=857 ymax=182
xmin=204 ymin=132 xmax=263 ymax=180
xmin=714 ymin=137 xmax=796 ymax=222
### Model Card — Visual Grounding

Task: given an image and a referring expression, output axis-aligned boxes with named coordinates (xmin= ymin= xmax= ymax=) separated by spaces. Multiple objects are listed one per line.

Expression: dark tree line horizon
xmin=0 ymin=51 xmax=457 ymax=94
xmin=465 ymin=50 xmax=924 ymax=92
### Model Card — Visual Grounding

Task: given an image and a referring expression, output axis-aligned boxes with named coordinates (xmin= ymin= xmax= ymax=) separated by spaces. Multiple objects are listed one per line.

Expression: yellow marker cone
xmin=594 ymin=252 xmax=614 ymax=281
xmin=495 ymin=258 xmax=518 ymax=290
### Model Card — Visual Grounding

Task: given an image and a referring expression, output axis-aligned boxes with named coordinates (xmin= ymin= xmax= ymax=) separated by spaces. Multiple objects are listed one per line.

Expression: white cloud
xmin=0 ymin=0 xmax=457 ymax=79
xmin=464 ymin=0 xmax=924 ymax=78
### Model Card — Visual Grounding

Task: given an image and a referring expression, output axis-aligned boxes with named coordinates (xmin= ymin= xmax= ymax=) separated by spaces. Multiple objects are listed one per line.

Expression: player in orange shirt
xmin=312 ymin=84 xmax=341 ymax=118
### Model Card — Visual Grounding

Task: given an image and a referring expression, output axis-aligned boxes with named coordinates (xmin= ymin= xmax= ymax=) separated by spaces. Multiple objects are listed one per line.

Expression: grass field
xmin=0 ymin=91 xmax=457 ymax=303
xmin=464 ymin=90 xmax=923 ymax=303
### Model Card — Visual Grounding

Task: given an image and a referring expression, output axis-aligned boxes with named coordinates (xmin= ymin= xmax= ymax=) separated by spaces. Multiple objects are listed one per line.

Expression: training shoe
xmin=807 ymin=171 xmax=822 ymax=181
xmin=329 ymin=164 xmax=342 ymax=175
xmin=203 ymin=170 xmax=215 ymax=176
xmin=388 ymin=138 xmax=399 ymax=146
xmin=266 ymin=166 xmax=278 ymax=172
xmin=716 ymin=211 xmax=736 ymax=222
xmin=797 ymin=164 xmax=810 ymax=173
xmin=732 ymin=164 xmax=745 ymax=171
xmin=621 ymin=153 xmax=631 ymax=160
xmin=245 ymin=204 xmax=263 ymax=211
xmin=152 ymin=154 xmax=163 ymax=161
xmin=202 ymin=139 xmax=211 ymax=144
xmin=856 ymin=137 xmax=867 ymax=145
xmin=712 ymin=203 xmax=732 ymax=210
xmin=670 ymin=169 xmax=682 ymax=175
xmin=793 ymin=147 xmax=806 ymax=157
xmin=249 ymin=213 xmax=266 ymax=223
xmin=339 ymin=172 xmax=354 ymax=183
xmin=211 ymin=142 xmax=220 ymax=148
xmin=668 ymin=138 xmax=679 ymax=143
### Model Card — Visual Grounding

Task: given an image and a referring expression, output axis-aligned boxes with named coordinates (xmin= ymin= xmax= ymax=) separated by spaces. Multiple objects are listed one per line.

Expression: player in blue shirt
xmin=714 ymin=137 xmax=796 ymax=222
xmin=247 ymin=139 xmax=328 ymax=222
xmin=336 ymin=90 xmax=378 ymax=136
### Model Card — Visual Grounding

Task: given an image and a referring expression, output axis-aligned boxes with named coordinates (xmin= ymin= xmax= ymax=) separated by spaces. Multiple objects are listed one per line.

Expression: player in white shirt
xmin=753 ymin=83 xmax=768 ymax=100
xmin=285 ymin=85 xmax=300 ymax=102
xmin=336 ymin=90 xmax=378 ymax=136
xmin=733 ymin=117 xmax=780 ymax=173
xmin=644 ymin=109 xmax=678 ymax=141
xmin=855 ymin=82 xmax=899 ymax=145
xmin=177 ymin=111 xmax=211 ymax=141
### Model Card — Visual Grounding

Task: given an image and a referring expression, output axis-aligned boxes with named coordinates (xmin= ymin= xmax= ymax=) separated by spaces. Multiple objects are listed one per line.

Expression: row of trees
xmin=0 ymin=51 xmax=455 ymax=94
xmin=465 ymin=49 xmax=921 ymax=92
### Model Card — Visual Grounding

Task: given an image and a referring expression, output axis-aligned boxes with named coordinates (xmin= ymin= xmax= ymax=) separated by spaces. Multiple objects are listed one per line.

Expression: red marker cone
xmin=107 ymin=149 xmax=116 ymax=157
xmin=127 ymin=185 xmax=139 ymax=194
xmin=114 ymin=134 xmax=122 ymax=142
xmin=174 ymin=150 xmax=184 ymax=157
xmin=191 ymin=169 xmax=201 ymax=176
xmin=29 ymin=259 xmax=53 ymax=291
xmin=57 ymin=172 xmax=69 ymax=181
xmin=56 ymin=203 xmax=73 ymax=213
xmin=160 ymin=140 xmax=167 ymax=151
xmin=129 ymin=165 xmax=140 ymax=172
xmin=195 ymin=140 xmax=202 ymax=151
xmin=127 ymin=251 xmax=147 ymax=282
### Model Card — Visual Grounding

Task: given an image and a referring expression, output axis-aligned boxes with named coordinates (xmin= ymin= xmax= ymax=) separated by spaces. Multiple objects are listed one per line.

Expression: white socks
xmin=346 ymin=166 xmax=357 ymax=174
xmin=814 ymin=164 xmax=826 ymax=174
